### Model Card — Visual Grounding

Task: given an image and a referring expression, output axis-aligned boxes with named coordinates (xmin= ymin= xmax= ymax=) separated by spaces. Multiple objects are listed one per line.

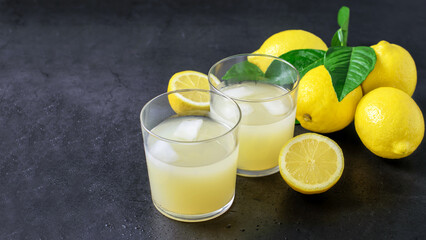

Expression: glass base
xmin=237 ymin=165 xmax=279 ymax=177
xmin=153 ymin=195 xmax=234 ymax=222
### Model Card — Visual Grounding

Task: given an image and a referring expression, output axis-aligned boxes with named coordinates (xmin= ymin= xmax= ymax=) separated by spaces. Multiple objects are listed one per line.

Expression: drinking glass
xmin=208 ymin=53 xmax=299 ymax=177
xmin=140 ymin=89 xmax=241 ymax=222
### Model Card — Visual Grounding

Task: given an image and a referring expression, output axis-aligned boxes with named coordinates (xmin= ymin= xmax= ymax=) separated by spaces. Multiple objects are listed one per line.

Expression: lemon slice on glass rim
xmin=167 ymin=70 xmax=211 ymax=114
xmin=278 ymin=133 xmax=344 ymax=194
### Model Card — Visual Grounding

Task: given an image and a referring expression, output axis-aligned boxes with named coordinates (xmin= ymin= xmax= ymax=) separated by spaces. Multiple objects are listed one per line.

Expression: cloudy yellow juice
xmin=221 ymin=81 xmax=296 ymax=175
xmin=145 ymin=116 xmax=238 ymax=219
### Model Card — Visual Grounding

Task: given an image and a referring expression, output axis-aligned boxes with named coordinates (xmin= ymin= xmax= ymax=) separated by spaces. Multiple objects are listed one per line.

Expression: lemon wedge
xmin=167 ymin=71 xmax=210 ymax=114
xmin=278 ymin=133 xmax=344 ymax=194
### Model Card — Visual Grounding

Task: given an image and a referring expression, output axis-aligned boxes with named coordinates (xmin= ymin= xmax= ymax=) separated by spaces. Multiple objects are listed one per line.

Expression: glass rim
xmin=208 ymin=53 xmax=300 ymax=103
xmin=140 ymin=89 xmax=242 ymax=144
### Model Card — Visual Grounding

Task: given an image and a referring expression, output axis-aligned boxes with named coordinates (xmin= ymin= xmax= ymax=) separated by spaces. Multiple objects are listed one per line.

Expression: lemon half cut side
xmin=167 ymin=71 xmax=211 ymax=114
xmin=279 ymin=133 xmax=344 ymax=194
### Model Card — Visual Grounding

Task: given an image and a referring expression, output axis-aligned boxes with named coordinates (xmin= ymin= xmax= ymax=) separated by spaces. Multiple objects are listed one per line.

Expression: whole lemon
xmin=362 ymin=41 xmax=417 ymax=96
xmin=250 ymin=29 xmax=327 ymax=72
xmin=355 ymin=87 xmax=424 ymax=159
xmin=297 ymin=65 xmax=363 ymax=133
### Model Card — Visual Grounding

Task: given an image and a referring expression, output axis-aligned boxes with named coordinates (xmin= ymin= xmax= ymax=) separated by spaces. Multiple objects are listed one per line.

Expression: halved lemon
xmin=278 ymin=133 xmax=344 ymax=194
xmin=167 ymin=70 xmax=210 ymax=114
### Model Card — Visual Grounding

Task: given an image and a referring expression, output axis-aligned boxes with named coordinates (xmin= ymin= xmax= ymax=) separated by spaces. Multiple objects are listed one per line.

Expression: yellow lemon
xmin=362 ymin=41 xmax=417 ymax=96
xmin=355 ymin=87 xmax=424 ymax=159
xmin=296 ymin=65 xmax=363 ymax=133
xmin=250 ymin=29 xmax=327 ymax=72
xmin=167 ymin=71 xmax=210 ymax=114
xmin=279 ymin=133 xmax=344 ymax=194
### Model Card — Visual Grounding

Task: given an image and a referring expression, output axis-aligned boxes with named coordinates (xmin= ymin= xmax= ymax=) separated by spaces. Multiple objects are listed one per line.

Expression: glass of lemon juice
xmin=140 ymin=89 xmax=241 ymax=222
xmin=209 ymin=53 xmax=299 ymax=177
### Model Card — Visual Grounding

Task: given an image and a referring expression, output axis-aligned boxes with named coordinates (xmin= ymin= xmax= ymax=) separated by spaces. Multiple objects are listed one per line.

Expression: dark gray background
xmin=1 ymin=0 xmax=425 ymax=239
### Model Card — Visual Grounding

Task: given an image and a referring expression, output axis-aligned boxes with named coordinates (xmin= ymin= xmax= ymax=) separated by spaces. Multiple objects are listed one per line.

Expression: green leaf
xmin=264 ymin=58 xmax=300 ymax=85
xmin=331 ymin=6 xmax=350 ymax=47
xmin=324 ymin=46 xmax=376 ymax=101
xmin=337 ymin=6 xmax=350 ymax=30
xmin=278 ymin=49 xmax=326 ymax=78
xmin=331 ymin=29 xmax=344 ymax=47
xmin=222 ymin=61 xmax=265 ymax=82
xmin=295 ymin=119 xmax=300 ymax=125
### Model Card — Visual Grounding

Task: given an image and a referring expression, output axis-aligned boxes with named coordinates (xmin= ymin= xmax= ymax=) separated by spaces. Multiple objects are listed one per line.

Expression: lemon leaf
xmin=324 ymin=46 xmax=376 ymax=101
xmin=331 ymin=29 xmax=345 ymax=47
xmin=337 ymin=6 xmax=350 ymax=29
xmin=222 ymin=61 xmax=265 ymax=82
xmin=278 ymin=49 xmax=325 ymax=78
xmin=264 ymin=58 xmax=300 ymax=86
xmin=331 ymin=6 xmax=350 ymax=47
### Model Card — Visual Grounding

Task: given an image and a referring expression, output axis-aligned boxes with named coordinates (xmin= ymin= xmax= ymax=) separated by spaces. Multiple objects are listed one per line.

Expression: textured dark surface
xmin=1 ymin=0 xmax=425 ymax=239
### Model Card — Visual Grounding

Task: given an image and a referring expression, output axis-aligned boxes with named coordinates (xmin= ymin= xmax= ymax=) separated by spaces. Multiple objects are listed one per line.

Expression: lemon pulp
xmin=279 ymin=133 xmax=344 ymax=194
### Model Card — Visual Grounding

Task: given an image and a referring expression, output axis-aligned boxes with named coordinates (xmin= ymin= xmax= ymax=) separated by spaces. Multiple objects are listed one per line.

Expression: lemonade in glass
xmin=140 ymin=89 xmax=241 ymax=222
xmin=209 ymin=54 xmax=299 ymax=177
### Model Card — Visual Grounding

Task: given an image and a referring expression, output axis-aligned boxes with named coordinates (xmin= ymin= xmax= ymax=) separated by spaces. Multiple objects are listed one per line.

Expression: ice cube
xmin=223 ymin=86 xmax=254 ymax=99
xmin=262 ymin=100 xmax=289 ymax=116
xmin=239 ymin=102 xmax=254 ymax=115
xmin=173 ymin=119 xmax=203 ymax=141
xmin=209 ymin=104 xmax=236 ymax=130
xmin=149 ymin=140 xmax=178 ymax=163
xmin=211 ymin=103 xmax=236 ymax=120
